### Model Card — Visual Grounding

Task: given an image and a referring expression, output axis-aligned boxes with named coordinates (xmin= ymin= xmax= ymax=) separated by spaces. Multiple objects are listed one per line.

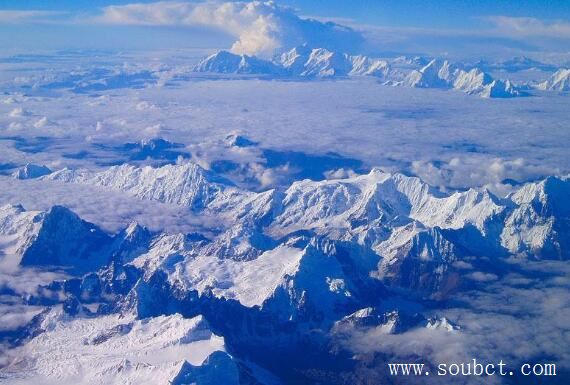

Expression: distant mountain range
xmin=192 ymin=47 xmax=570 ymax=98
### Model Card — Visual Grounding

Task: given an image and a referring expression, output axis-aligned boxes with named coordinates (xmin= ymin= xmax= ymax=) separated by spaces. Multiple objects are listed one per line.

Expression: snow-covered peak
xmin=348 ymin=55 xmax=390 ymax=77
xmin=110 ymin=221 xmax=153 ymax=264
xmin=0 ymin=204 xmax=41 ymax=250
xmin=510 ymin=176 xmax=569 ymax=209
xmin=193 ymin=50 xmax=282 ymax=75
xmin=501 ymin=177 xmax=570 ymax=259
xmin=538 ymin=68 xmax=570 ymax=91
xmin=301 ymin=48 xmax=353 ymax=77
xmin=453 ymin=68 xmax=521 ymax=98
xmin=20 ymin=205 xmax=113 ymax=273
xmin=272 ymin=170 xmax=426 ymax=233
xmin=12 ymin=163 xmax=52 ymax=180
xmin=278 ymin=47 xmax=390 ymax=78
xmin=401 ymin=61 xmax=521 ymax=98
xmin=404 ymin=59 xmax=456 ymax=88
xmin=174 ymin=245 xmax=304 ymax=308
xmin=426 ymin=316 xmax=460 ymax=333
xmin=0 ymin=204 xmax=112 ymax=273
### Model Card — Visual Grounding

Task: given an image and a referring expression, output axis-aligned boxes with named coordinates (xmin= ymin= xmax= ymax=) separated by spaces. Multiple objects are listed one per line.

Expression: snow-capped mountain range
xmin=403 ymin=59 xmax=521 ymax=97
xmin=3 ymin=161 xmax=565 ymax=288
xmin=191 ymin=47 xmax=569 ymax=98
xmin=1 ymin=151 xmax=569 ymax=383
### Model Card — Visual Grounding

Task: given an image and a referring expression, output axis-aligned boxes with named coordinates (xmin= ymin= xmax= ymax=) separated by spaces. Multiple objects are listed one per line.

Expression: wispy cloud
xmin=485 ymin=16 xmax=570 ymax=39
xmin=0 ymin=10 xmax=67 ymax=24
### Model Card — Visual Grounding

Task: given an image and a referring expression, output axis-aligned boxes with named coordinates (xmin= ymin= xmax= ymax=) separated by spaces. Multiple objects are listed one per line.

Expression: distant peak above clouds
xmin=96 ymin=1 xmax=364 ymax=57
xmin=192 ymin=48 xmax=526 ymax=98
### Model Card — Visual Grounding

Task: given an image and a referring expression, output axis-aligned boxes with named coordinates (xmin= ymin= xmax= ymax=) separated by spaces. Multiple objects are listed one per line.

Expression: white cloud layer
xmin=95 ymin=1 xmax=364 ymax=56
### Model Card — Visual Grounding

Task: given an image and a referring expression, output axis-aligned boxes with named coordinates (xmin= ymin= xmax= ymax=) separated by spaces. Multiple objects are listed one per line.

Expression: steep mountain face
xmin=0 ymin=204 xmax=112 ymax=273
xmin=110 ymin=222 xmax=154 ymax=264
xmin=538 ymin=68 xmax=570 ymax=91
xmin=298 ymin=48 xmax=354 ymax=77
xmin=278 ymin=47 xmax=390 ymax=78
xmin=260 ymin=237 xmax=362 ymax=325
xmin=0 ymin=204 xmax=42 ymax=256
xmin=374 ymin=224 xmax=461 ymax=292
xmin=348 ymin=55 xmax=390 ymax=77
xmin=453 ymin=68 xmax=520 ymax=98
xmin=502 ymin=176 xmax=570 ymax=259
xmin=404 ymin=59 xmax=458 ymax=89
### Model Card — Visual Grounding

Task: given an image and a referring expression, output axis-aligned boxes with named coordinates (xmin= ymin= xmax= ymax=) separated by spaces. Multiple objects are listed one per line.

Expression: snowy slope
xmin=404 ymin=59 xmax=457 ymax=89
xmin=3 ymin=311 xmax=238 ymax=385
xmin=44 ymin=163 xmax=250 ymax=211
xmin=502 ymin=176 xmax=570 ymax=259
xmin=538 ymin=68 xmax=570 ymax=91
xmin=453 ymin=68 xmax=520 ymax=98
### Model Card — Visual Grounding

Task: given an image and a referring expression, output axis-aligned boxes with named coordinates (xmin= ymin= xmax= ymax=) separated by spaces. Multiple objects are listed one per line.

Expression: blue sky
xmin=2 ymin=0 xmax=569 ymax=27
xmin=0 ymin=0 xmax=569 ymax=57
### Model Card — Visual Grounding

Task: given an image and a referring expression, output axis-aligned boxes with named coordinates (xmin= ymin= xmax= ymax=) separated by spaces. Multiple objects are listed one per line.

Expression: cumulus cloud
xmin=95 ymin=1 xmax=364 ymax=56
xmin=8 ymin=108 xmax=27 ymax=118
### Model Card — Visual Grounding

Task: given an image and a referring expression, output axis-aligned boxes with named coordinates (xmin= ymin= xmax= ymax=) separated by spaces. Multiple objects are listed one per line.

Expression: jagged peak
xmin=510 ymin=176 xmax=570 ymax=217
xmin=426 ymin=316 xmax=460 ymax=332
xmin=42 ymin=205 xmax=83 ymax=224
